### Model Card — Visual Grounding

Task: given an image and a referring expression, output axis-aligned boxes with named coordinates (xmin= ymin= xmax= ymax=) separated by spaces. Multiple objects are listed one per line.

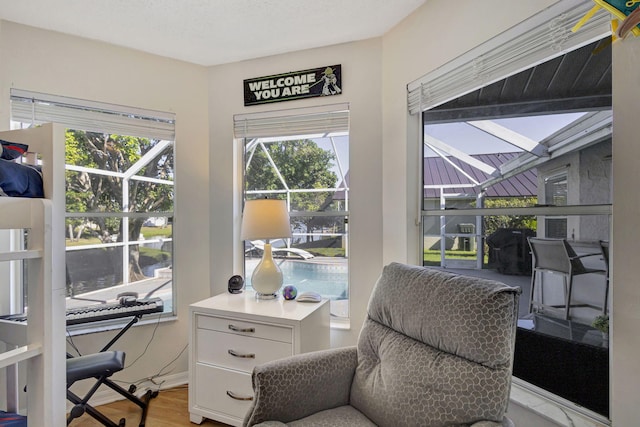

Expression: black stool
xmin=67 ymin=351 xmax=155 ymax=426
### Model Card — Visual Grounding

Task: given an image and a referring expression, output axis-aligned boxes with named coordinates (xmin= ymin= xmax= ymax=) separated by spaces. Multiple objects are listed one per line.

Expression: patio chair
xmin=527 ymin=238 xmax=607 ymax=320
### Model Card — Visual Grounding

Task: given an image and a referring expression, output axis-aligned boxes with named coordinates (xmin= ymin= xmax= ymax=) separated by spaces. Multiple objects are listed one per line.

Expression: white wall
xmin=2 ymin=0 xmax=639 ymax=423
xmin=0 ymin=21 xmax=211 ymax=391
xmin=611 ymin=35 xmax=640 ymax=426
xmin=208 ymin=38 xmax=384 ymax=347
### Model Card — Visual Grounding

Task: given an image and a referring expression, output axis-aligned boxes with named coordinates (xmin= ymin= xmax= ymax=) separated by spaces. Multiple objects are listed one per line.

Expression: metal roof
xmin=423 ymin=153 xmax=537 ymax=198
xmin=424 ymin=39 xmax=612 ymax=123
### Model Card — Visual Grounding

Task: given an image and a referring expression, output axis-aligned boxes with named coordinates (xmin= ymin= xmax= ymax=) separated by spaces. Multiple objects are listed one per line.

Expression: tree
xmin=483 ymin=197 xmax=537 ymax=237
xmin=245 ymin=139 xmax=339 ymax=242
xmin=65 ymin=129 xmax=174 ymax=282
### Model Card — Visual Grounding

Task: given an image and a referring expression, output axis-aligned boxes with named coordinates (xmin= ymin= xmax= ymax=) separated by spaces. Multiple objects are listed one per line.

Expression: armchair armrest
xmin=570 ymin=252 xmax=601 ymax=260
xmin=243 ymin=346 xmax=358 ymax=427
xmin=471 ymin=417 xmax=515 ymax=427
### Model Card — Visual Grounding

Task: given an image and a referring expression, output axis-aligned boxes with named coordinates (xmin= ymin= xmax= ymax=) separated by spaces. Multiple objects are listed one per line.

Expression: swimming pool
xmin=245 ymin=258 xmax=348 ymax=300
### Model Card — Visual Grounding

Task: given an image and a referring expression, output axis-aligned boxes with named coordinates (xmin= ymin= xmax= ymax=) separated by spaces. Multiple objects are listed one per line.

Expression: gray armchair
xmin=243 ymin=262 xmax=521 ymax=427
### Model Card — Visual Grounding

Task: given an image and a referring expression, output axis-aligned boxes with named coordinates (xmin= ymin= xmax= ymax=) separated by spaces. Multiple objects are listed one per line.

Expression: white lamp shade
xmin=241 ymin=199 xmax=292 ymax=241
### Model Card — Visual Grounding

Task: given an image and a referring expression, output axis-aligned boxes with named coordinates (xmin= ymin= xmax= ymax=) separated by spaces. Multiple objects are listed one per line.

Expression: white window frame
xmin=10 ymin=89 xmax=177 ymax=331
xmin=235 ymin=104 xmax=350 ymax=321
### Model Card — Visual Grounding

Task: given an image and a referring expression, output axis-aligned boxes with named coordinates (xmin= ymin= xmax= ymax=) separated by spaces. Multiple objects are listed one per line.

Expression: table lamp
xmin=241 ymin=199 xmax=292 ymax=299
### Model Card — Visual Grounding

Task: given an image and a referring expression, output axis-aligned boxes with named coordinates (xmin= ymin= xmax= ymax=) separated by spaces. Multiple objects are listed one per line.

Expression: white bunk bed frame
xmin=0 ymin=124 xmax=66 ymax=426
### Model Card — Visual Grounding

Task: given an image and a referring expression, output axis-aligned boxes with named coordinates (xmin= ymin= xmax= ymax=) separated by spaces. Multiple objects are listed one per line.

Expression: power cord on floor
xmin=114 ymin=342 xmax=188 ymax=396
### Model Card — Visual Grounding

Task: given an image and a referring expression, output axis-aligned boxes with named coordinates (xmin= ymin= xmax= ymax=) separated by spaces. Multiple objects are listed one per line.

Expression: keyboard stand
xmin=99 ymin=314 xmax=143 ymax=353
xmin=67 ymin=351 xmax=156 ymax=427
xmin=67 ymin=313 xmax=158 ymax=426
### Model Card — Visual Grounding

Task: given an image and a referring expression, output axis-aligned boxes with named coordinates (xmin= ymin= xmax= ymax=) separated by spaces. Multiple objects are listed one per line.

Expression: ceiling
xmin=0 ymin=0 xmax=427 ymax=66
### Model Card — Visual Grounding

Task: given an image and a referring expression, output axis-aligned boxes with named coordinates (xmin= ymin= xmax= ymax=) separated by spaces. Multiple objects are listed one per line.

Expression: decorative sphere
xmin=283 ymin=285 xmax=298 ymax=300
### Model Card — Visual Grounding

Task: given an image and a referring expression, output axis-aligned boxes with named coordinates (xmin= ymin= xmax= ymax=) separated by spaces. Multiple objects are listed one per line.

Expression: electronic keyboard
xmin=0 ymin=297 xmax=164 ymax=326
xmin=65 ymin=297 xmax=164 ymax=325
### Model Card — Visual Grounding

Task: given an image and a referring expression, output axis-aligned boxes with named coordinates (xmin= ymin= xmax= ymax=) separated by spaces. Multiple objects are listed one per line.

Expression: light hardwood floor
xmin=68 ymin=386 xmax=231 ymax=427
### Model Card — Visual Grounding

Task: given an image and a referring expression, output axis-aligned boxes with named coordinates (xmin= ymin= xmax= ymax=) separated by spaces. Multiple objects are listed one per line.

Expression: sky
xmin=424 ymin=112 xmax=587 ymax=156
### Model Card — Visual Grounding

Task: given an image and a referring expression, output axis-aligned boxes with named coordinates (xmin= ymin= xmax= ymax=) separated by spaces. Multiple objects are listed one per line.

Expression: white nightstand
xmin=188 ymin=291 xmax=330 ymax=426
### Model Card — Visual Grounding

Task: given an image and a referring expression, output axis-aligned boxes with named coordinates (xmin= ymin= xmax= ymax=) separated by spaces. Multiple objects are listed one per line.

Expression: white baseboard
xmin=66 ymin=370 xmax=189 ymax=412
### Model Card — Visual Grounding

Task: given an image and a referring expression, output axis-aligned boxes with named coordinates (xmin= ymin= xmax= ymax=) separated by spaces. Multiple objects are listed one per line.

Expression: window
xmin=421 ymin=99 xmax=612 ymax=421
xmin=544 ymin=172 xmax=568 ymax=238
xmin=545 ymin=174 xmax=568 ymax=206
xmin=235 ymin=105 xmax=349 ymax=319
xmin=411 ymin=2 xmax=612 ymax=420
xmin=421 ymin=110 xmax=612 ymax=421
xmin=10 ymin=90 xmax=175 ymax=329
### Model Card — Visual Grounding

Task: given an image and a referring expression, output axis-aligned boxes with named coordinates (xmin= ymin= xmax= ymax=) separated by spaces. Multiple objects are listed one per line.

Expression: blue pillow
xmin=0 ymin=159 xmax=44 ymax=198
xmin=0 ymin=140 xmax=29 ymax=160
xmin=0 ymin=410 xmax=27 ymax=426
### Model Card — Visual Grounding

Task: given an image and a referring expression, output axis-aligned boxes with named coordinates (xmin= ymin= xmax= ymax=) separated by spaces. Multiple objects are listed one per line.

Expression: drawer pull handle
xmin=226 ymin=390 xmax=254 ymax=401
xmin=228 ymin=349 xmax=256 ymax=358
xmin=228 ymin=324 xmax=255 ymax=333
